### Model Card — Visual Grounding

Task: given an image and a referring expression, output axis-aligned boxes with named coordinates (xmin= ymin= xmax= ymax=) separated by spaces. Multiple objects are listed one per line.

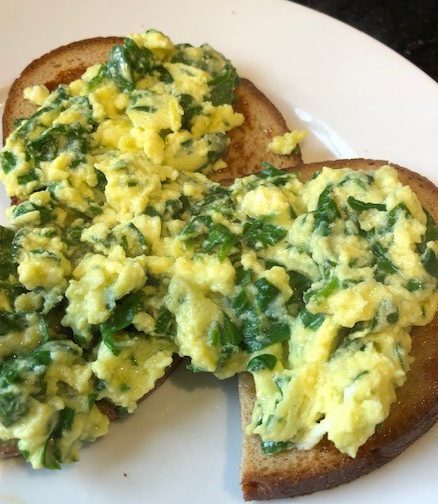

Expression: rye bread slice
xmin=2 ymin=37 xmax=302 ymax=175
xmin=0 ymin=36 xmax=301 ymax=461
xmin=239 ymin=159 xmax=438 ymax=500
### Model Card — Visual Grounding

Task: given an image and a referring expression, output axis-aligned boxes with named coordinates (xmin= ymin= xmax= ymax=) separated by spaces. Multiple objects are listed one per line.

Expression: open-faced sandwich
xmin=1 ymin=30 xmax=438 ymax=502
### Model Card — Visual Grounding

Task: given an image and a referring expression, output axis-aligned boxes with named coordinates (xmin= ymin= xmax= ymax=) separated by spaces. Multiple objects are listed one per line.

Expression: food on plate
xmin=1 ymin=28 xmax=437 ymax=504
xmin=239 ymin=159 xmax=438 ymax=500
xmin=2 ymin=38 xmax=301 ymax=178
xmin=0 ymin=30 xmax=301 ymax=468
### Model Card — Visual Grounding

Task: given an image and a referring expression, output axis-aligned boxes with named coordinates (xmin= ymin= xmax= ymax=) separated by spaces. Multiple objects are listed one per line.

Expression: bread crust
xmin=239 ymin=159 xmax=438 ymax=500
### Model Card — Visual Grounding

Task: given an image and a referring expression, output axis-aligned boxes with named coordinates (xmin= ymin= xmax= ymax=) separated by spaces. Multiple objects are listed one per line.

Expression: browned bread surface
xmin=212 ymin=78 xmax=301 ymax=182
xmin=240 ymin=158 xmax=438 ymax=500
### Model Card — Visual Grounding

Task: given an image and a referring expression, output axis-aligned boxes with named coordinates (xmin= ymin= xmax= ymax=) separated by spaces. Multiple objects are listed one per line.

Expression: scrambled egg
xmin=0 ymin=29 xmax=437 ymax=470
xmin=268 ymin=130 xmax=307 ymax=155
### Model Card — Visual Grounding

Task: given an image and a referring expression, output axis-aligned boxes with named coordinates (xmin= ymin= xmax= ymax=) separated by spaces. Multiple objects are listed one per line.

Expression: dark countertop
xmin=292 ymin=0 xmax=438 ymax=82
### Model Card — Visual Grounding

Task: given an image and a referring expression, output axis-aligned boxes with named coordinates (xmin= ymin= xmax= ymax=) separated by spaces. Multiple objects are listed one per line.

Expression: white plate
xmin=1 ymin=1 xmax=438 ymax=503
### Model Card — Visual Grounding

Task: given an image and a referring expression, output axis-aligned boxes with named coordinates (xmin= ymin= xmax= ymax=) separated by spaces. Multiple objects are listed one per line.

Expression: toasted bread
xmin=239 ymin=159 xmax=438 ymax=500
xmin=0 ymin=37 xmax=301 ymax=461
xmin=1 ymin=37 xmax=302 ymax=174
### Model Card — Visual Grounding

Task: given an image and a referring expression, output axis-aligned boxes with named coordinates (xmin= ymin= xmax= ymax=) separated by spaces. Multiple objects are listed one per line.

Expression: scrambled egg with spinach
xmin=162 ymin=164 xmax=438 ymax=457
xmin=0 ymin=30 xmax=243 ymax=468
xmin=1 ymin=30 xmax=437 ymax=470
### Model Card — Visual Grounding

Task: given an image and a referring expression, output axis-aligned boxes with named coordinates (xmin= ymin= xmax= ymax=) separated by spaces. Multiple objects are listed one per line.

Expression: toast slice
xmin=0 ymin=37 xmax=301 ymax=460
xmin=1 ymin=38 xmax=302 ymax=173
xmin=239 ymin=159 xmax=438 ymax=500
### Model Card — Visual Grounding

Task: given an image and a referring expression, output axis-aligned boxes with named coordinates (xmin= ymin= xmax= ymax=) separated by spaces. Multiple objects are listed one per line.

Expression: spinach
xmin=235 ymin=266 xmax=252 ymax=286
xmin=387 ymin=309 xmax=399 ymax=324
xmin=87 ymin=393 xmax=97 ymax=410
xmin=406 ymin=279 xmax=423 ymax=292
xmin=130 ymin=105 xmax=157 ymax=113
xmin=179 ymin=215 xmax=212 ymax=241
xmin=221 ymin=314 xmax=243 ymax=347
xmin=0 ymin=312 xmax=26 ymax=336
xmin=26 ymin=123 xmax=89 ymax=164
xmin=17 ymin=170 xmax=39 ymax=185
xmin=171 ymin=43 xmax=235 ymax=79
xmin=38 ymin=316 xmax=50 ymax=343
xmin=204 ymin=132 xmax=229 ymax=167
xmin=243 ymin=219 xmax=287 ymax=249
xmin=155 ymin=307 xmax=176 ymax=337
xmin=201 ymin=223 xmax=237 ymax=260
xmin=0 ymin=392 xmax=28 ymax=427
xmin=100 ymin=291 xmax=145 ymax=355
xmin=101 ymin=333 xmax=121 ymax=356
xmin=191 ymin=185 xmax=233 ymax=216
xmin=288 ymin=271 xmax=311 ymax=307
xmin=169 ymin=43 xmax=195 ymax=65
xmin=33 ymin=348 xmax=52 ymax=366
xmin=52 ymin=407 xmax=75 ymax=438
xmin=231 ymin=287 xmax=252 ymax=316
xmin=385 ymin=202 xmax=411 ymax=230
xmin=0 ymin=226 xmax=16 ymax=281
xmin=144 ymin=205 xmax=161 ymax=217
xmin=347 ymin=196 xmax=386 ymax=213
xmin=179 ymin=94 xmax=203 ymax=130
xmin=120 ymin=223 xmax=149 ymax=257
xmin=257 ymin=162 xmax=292 ymax=186
xmin=266 ymin=322 xmax=290 ymax=345
xmin=41 ymin=438 xmax=61 ymax=470
xmin=87 ymin=64 xmax=107 ymax=89
xmin=417 ymin=209 xmax=438 ymax=256
xmin=304 ymin=277 xmax=340 ymax=303
xmin=353 ymin=370 xmax=370 ymax=382
xmin=242 ymin=314 xmax=290 ymax=353
xmin=155 ymin=65 xmax=173 ymax=84
xmin=261 ymin=440 xmax=293 ymax=455
xmin=247 ymin=354 xmax=277 ymax=372
xmin=232 ymin=281 xmax=290 ymax=352
xmin=163 ymin=196 xmax=190 ymax=220
xmin=424 ymin=209 xmax=438 ymax=242
xmin=0 ymin=151 xmax=18 ymax=174
xmin=300 ymin=309 xmax=325 ymax=330
xmin=255 ymin=278 xmax=280 ymax=311
xmin=49 ymin=85 xmax=70 ymax=105
xmin=208 ymin=315 xmax=242 ymax=348
xmin=372 ymin=242 xmax=398 ymax=280
xmin=15 ymin=105 xmax=56 ymax=140
xmin=258 ymin=162 xmax=284 ymax=179
xmin=11 ymin=201 xmax=51 ymax=225
xmin=62 ymin=226 xmax=83 ymax=246
xmin=422 ymin=248 xmax=438 ymax=279
xmin=208 ymin=314 xmax=243 ymax=369
xmin=105 ymin=38 xmax=154 ymax=91
xmin=95 ymin=169 xmax=107 ymax=193
xmin=314 ymin=186 xmax=340 ymax=236
xmin=209 ymin=64 xmax=239 ymax=105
